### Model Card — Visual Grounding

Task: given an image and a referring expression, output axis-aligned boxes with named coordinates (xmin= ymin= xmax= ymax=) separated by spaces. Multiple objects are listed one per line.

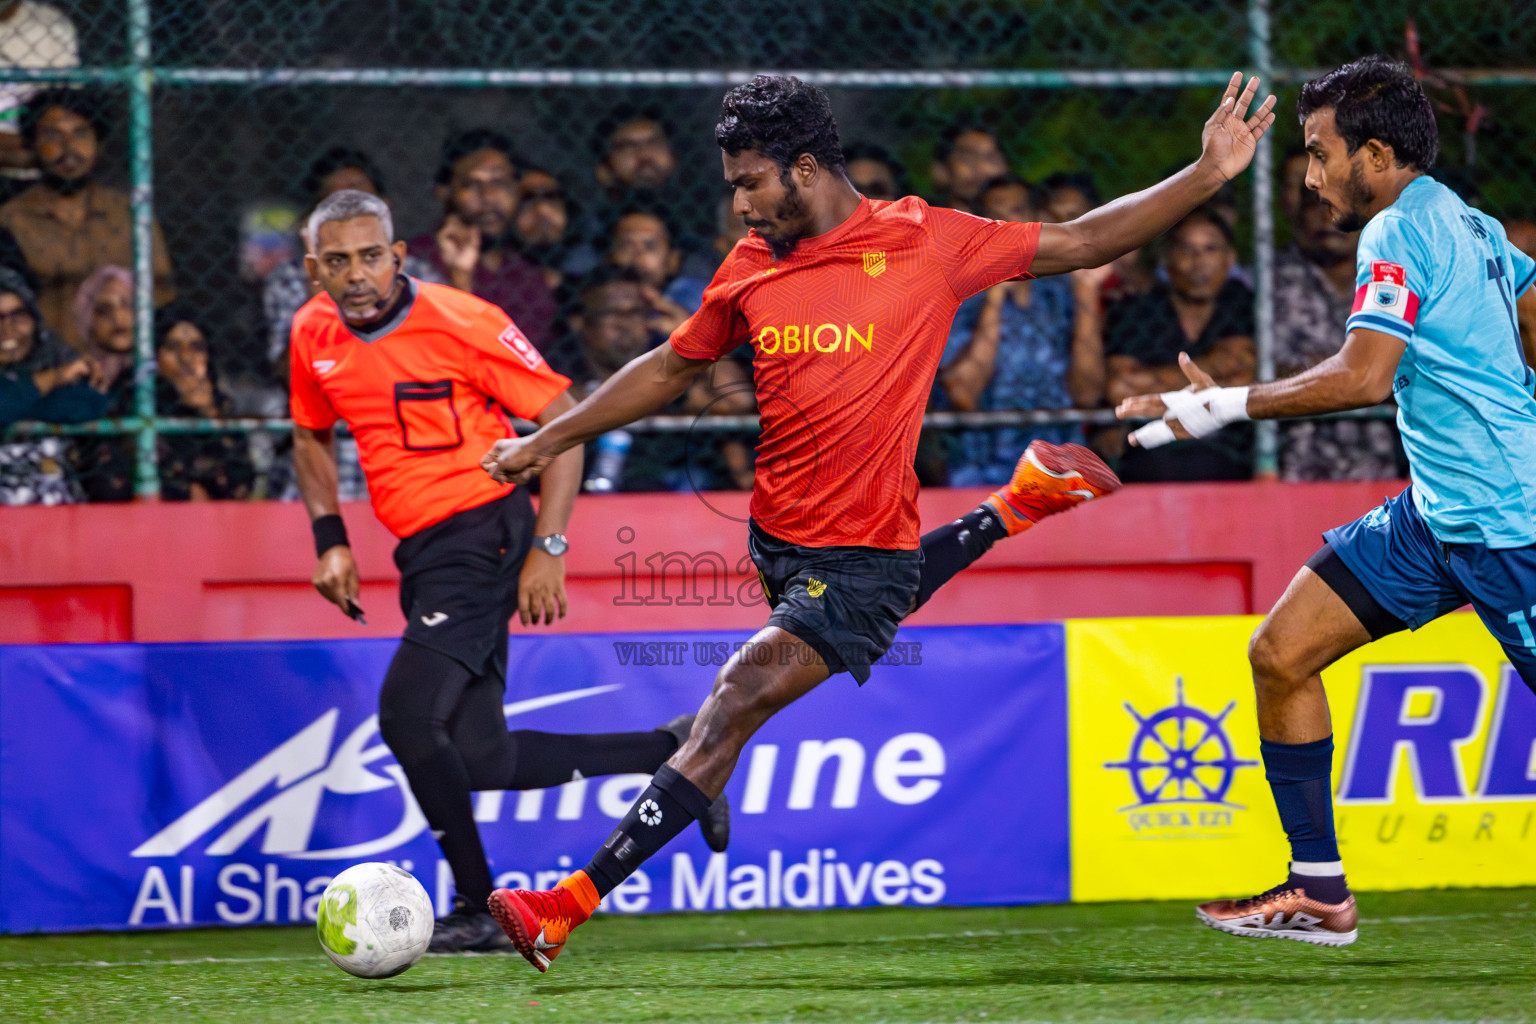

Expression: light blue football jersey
xmin=1345 ymin=176 xmax=1536 ymax=548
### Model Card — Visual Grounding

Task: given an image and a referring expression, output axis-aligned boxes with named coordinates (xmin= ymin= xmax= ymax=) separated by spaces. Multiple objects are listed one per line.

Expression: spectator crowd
xmin=5 ymin=4 xmax=1534 ymax=505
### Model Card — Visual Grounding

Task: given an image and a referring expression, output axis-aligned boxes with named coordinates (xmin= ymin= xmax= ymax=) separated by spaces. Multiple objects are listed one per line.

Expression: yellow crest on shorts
xmin=806 ymin=577 xmax=828 ymax=598
xmin=862 ymin=251 xmax=886 ymax=278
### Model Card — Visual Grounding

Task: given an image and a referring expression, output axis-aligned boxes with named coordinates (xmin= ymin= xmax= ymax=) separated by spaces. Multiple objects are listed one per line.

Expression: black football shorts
xmin=747 ymin=519 xmax=922 ymax=684
xmin=393 ymin=487 xmax=534 ymax=681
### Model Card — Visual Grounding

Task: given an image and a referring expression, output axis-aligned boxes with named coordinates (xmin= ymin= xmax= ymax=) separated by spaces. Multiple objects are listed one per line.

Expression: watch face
xmin=541 ymin=534 xmax=568 ymax=556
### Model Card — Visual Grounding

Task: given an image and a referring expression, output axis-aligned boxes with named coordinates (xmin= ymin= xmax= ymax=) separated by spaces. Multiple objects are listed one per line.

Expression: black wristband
xmin=312 ymin=514 xmax=350 ymax=557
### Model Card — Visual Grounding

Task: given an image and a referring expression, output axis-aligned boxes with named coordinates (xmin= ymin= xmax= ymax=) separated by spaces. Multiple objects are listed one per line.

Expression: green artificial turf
xmin=1 ymin=887 xmax=1531 ymax=1023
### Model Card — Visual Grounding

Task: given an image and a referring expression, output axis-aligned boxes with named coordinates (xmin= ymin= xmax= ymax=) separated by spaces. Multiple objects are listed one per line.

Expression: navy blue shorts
xmin=748 ymin=520 xmax=922 ymax=685
xmin=1320 ymin=487 xmax=1536 ymax=690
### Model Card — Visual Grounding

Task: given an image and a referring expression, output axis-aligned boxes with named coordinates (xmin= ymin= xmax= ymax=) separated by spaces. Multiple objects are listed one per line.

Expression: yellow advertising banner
xmin=1068 ymin=614 xmax=1536 ymax=902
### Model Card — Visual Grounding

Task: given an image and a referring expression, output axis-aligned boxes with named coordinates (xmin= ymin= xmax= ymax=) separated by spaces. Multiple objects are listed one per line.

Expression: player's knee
xmin=708 ymin=666 xmax=780 ymax=731
xmin=377 ymin=696 xmax=449 ymax=769
xmin=1248 ymin=622 xmax=1303 ymax=689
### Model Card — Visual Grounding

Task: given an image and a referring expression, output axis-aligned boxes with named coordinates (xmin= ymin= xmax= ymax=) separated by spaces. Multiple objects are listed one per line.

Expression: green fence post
xmin=1249 ymin=0 xmax=1278 ymax=478
xmin=128 ymin=0 xmax=157 ymax=499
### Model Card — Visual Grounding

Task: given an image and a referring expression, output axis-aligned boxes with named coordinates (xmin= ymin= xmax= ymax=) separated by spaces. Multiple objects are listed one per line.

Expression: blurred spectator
xmin=0 ymin=265 xmax=101 ymax=504
xmin=1274 ymin=157 xmax=1401 ymax=482
xmin=937 ymin=175 xmax=1109 ymax=486
xmin=0 ymin=265 xmax=101 ymax=428
xmin=1279 ymin=147 xmax=1311 ymax=226
xmin=594 ymin=108 xmax=679 ymax=201
xmin=680 ymin=357 xmax=757 ymax=492
xmin=1106 ymin=207 xmax=1255 ymax=481
xmin=606 ymin=206 xmax=709 ymax=337
xmin=1505 ymin=218 xmax=1536 ymax=369
xmin=152 ymin=302 xmax=254 ymax=501
xmin=0 ymin=1 xmax=76 ymax=201
xmin=843 ymin=142 xmax=911 ymax=201
xmin=66 ymin=264 xmax=135 ymax=501
xmin=931 ymin=123 xmax=1007 ymax=214
xmin=1040 ymin=169 xmax=1151 ymax=306
xmin=712 ymin=193 xmax=748 ymax=258
xmin=570 ymin=266 xmax=685 ymax=492
xmin=263 ymin=146 xmax=443 ymax=383
xmin=513 ymin=165 xmax=597 ymax=292
xmin=410 ymin=128 xmax=555 ymax=349
xmin=1041 ymin=171 xmax=1100 ymax=224
xmin=0 ymin=88 xmax=174 ymax=348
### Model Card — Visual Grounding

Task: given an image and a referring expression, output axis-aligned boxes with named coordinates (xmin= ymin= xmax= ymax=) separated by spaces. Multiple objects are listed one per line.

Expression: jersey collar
xmin=335 ymin=275 xmax=418 ymax=344
xmin=785 ymin=196 xmax=873 ymax=256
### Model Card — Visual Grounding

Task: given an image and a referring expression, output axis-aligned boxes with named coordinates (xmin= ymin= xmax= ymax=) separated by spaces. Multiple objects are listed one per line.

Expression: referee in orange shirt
xmin=289 ymin=190 xmax=727 ymax=953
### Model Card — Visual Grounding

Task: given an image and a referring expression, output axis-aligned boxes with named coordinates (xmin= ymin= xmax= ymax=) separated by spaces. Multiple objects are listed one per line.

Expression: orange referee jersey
xmin=289 ymin=278 xmax=570 ymax=538
xmin=671 ymin=196 xmax=1040 ymax=550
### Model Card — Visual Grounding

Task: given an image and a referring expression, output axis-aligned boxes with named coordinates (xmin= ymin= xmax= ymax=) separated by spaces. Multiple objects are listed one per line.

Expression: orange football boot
xmin=982 ymin=441 xmax=1122 ymax=536
xmin=487 ymin=872 xmax=599 ymax=972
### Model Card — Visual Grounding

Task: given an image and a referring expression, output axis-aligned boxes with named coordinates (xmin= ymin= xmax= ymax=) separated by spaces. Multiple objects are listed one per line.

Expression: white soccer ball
xmin=316 ymin=862 xmax=433 ymax=979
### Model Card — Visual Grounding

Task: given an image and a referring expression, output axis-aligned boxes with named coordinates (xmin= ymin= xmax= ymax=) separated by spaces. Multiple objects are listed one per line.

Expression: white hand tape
xmin=1209 ymin=385 xmax=1251 ymax=425
xmin=1162 ymin=388 xmax=1221 ymax=438
xmin=1131 ymin=419 xmax=1178 ymax=449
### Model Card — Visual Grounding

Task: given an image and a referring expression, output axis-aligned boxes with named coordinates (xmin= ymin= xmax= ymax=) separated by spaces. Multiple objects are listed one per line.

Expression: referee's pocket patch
xmin=395 ymin=379 xmax=464 ymax=452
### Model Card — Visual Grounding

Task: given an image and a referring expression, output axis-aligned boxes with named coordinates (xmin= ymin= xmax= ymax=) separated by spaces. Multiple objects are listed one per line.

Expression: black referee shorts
xmin=393 ymin=487 xmax=534 ymax=681
xmin=748 ymin=519 xmax=922 ymax=685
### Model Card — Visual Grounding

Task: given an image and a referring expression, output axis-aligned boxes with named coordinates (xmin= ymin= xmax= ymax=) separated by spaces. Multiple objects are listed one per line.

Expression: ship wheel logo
xmin=1104 ymin=678 xmax=1258 ymax=809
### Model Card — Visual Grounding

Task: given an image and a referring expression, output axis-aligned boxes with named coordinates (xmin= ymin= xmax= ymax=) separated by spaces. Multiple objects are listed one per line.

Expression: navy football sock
xmin=914 ymin=507 xmax=1006 ymax=610
xmin=1261 ymin=735 xmax=1347 ymax=898
xmin=583 ymin=764 xmax=712 ymax=897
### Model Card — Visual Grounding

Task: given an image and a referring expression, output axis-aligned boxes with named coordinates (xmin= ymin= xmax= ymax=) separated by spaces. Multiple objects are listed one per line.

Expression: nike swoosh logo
xmin=533 ymin=927 xmax=561 ymax=951
xmin=312 ymin=360 xmax=335 ymax=373
xmin=421 ymin=612 xmax=449 ymax=627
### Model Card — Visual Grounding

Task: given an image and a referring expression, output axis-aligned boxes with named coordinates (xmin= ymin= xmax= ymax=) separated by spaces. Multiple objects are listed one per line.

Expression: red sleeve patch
xmin=1371 ymin=260 xmax=1406 ymax=285
xmin=496 ymin=324 xmax=544 ymax=370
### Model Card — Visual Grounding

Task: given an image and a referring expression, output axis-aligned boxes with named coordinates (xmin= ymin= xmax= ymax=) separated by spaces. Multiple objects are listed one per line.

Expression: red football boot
xmin=982 ymin=441 xmax=1122 ymax=536
xmin=487 ymin=872 xmax=599 ymax=972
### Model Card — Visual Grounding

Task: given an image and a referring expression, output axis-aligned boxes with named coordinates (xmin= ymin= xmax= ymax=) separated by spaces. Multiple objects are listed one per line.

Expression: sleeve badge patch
xmin=1370 ymin=260 xmax=1406 ymax=285
xmin=497 ymin=324 xmax=544 ymax=370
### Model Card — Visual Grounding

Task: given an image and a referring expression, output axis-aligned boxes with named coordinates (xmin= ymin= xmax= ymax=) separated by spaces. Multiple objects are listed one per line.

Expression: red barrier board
xmin=0 ymin=481 xmax=1408 ymax=644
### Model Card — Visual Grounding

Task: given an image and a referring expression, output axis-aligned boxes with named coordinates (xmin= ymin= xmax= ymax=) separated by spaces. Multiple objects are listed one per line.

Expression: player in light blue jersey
xmin=1118 ymin=56 xmax=1536 ymax=948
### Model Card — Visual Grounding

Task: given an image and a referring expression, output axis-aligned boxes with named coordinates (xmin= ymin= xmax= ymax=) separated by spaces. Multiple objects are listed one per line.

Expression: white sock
xmin=1290 ymin=860 xmax=1345 ymax=877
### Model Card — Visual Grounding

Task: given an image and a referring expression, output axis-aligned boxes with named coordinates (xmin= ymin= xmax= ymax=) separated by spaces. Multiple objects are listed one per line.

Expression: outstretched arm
xmin=1031 ymin=73 xmax=1277 ymax=277
xmin=1114 ymin=328 xmax=1405 ymax=446
xmin=483 ymin=340 xmax=713 ymax=484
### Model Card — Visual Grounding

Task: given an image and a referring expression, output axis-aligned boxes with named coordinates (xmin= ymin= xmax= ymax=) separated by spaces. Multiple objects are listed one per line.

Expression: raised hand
xmin=436 ymin=213 xmax=481 ymax=285
xmin=1199 ymin=72 xmax=1278 ymax=185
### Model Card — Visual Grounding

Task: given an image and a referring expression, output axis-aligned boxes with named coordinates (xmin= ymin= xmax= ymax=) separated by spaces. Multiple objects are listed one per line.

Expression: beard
xmin=746 ymin=180 xmax=809 ymax=261
xmin=42 ymin=170 xmax=90 ymax=196
xmin=1331 ymin=160 xmax=1376 ymax=233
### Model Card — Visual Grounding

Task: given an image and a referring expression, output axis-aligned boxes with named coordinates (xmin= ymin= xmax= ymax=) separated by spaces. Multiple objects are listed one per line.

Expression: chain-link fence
xmin=1 ymin=0 xmax=1533 ymax=502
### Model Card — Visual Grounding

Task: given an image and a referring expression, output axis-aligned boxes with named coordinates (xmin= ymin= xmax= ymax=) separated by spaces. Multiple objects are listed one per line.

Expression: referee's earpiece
xmin=393 ymin=254 xmax=402 ymax=270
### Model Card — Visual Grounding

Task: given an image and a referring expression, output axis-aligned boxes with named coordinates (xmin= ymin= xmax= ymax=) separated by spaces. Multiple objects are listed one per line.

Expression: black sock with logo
xmin=913 ymin=507 xmax=1007 ymax=611
xmin=583 ymin=765 xmax=712 ymax=897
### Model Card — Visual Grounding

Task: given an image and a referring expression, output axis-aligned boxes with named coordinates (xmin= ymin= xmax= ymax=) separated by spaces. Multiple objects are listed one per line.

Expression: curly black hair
xmin=715 ymin=75 xmax=844 ymax=176
xmin=1297 ymin=55 xmax=1438 ymax=171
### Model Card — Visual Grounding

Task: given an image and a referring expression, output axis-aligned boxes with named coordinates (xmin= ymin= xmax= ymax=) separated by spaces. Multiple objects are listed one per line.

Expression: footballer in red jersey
xmin=480 ymin=73 xmax=1277 ymax=971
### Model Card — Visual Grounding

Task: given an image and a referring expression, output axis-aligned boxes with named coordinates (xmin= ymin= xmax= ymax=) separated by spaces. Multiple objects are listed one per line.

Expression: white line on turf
xmin=675 ymin=910 xmax=1524 ymax=952
xmin=1 ymin=910 xmax=1520 ymax=969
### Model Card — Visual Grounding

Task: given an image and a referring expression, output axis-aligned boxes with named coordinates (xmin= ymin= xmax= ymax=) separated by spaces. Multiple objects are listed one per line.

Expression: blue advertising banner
xmin=0 ymin=625 xmax=1067 ymax=933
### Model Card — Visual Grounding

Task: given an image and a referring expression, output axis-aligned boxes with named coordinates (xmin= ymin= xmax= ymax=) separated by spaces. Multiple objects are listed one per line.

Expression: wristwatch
xmin=532 ymin=533 xmax=569 ymax=557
